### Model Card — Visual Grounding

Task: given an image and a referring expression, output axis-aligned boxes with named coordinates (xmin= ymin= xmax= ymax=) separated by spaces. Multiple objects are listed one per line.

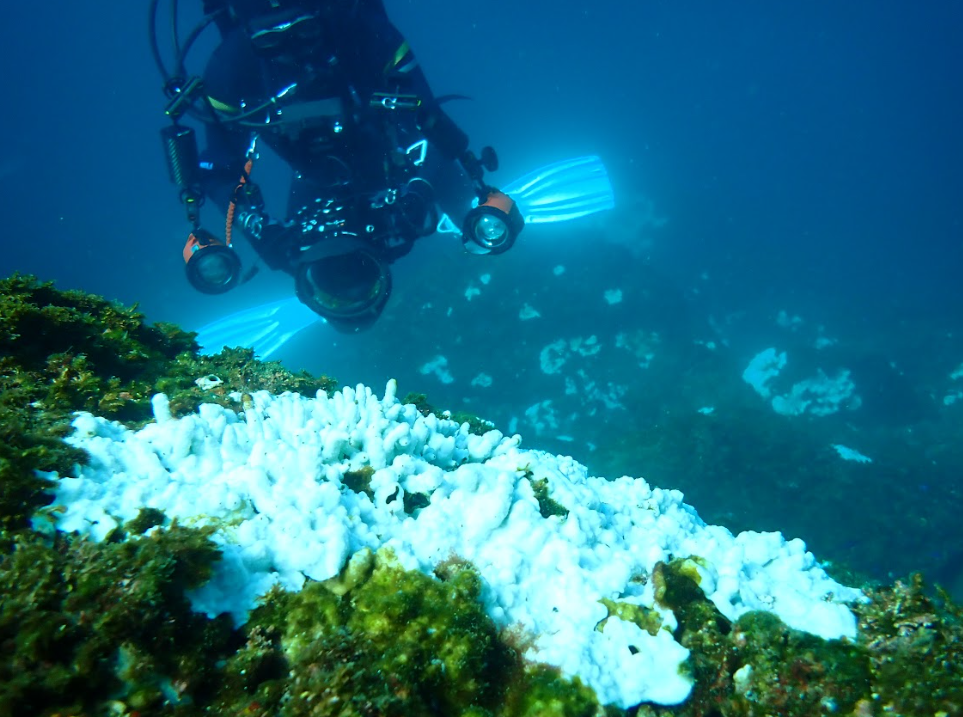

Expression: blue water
xmin=2 ymin=2 xmax=961 ymax=591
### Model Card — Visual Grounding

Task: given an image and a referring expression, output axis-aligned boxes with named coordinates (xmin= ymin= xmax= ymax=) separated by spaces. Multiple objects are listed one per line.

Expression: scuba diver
xmin=153 ymin=0 xmax=524 ymax=332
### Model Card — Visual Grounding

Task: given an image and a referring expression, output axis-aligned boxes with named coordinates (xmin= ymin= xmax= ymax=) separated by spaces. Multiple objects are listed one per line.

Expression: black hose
xmin=228 ymin=99 xmax=280 ymax=125
xmin=150 ymin=2 xmax=266 ymax=128
xmin=171 ymin=0 xmax=182 ymax=68
xmin=148 ymin=0 xmax=170 ymax=81
xmin=174 ymin=11 xmax=222 ymax=79
xmin=150 ymin=0 xmax=228 ymax=126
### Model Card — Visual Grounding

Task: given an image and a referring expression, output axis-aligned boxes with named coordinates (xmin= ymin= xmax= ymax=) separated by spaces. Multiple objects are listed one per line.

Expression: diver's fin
xmin=504 ymin=155 xmax=615 ymax=224
xmin=195 ymin=297 xmax=321 ymax=359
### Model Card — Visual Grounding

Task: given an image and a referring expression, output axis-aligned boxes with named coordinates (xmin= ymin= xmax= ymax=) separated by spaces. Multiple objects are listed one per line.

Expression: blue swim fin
xmin=503 ymin=155 xmax=615 ymax=225
xmin=195 ymin=297 xmax=322 ymax=358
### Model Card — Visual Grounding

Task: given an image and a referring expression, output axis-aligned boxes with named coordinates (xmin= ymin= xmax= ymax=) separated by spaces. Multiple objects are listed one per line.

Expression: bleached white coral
xmin=772 ymin=369 xmax=860 ymax=417
xmin=45 ymin=381 xmax=864 ymax=709
xmin=742 ymin=347 xmax=787 ymax=399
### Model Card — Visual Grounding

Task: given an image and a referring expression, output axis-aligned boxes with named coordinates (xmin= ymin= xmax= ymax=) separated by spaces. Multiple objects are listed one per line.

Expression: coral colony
xmin=742 ymin=347 xmax=860 ymax=417
xmin=48 ymin=380 xmax=861 ymax=707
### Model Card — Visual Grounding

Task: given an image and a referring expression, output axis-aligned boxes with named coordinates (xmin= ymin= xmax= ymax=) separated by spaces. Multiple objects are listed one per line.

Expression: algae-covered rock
xmin=0 ymin=521 xmax=231 ymax=717
xmin=1 ymin=275 xmax=600 ymax=717
xmin=212 ymin=547 xmax=603 ymax=717
xmin=856 ymin=573 xmax=963 ymax=715
xmin=632 ymin=560 xmax=963 ymax=717
xmin=641 ymin=559 xmax=871 ymax=717
xmin=0 ymin=274 xmax=336 ymax=531
xmin=5 ymin=275 xmax=963 ymax=717
xmin=725 ymin=611 xmax=871 ymax=716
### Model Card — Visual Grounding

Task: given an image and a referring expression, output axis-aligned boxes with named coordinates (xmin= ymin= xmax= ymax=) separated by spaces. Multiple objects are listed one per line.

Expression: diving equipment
xmin=161 ymin=124 xmax=201 ymax=189
xmin=284 ymin=180 xmax=435 ymax=331
xmin=194 ymin=156 xmax=617 ymax=355
xmin=504 ymin=155 xmax=615 ymax=225
xmin=461 ymin=190 xmax=524 ymax=255
xmin=195 ymin=296 xmax=320 ymax=358
xmin=184 ymin=152 xmax=259 ymax=292
xmin=183 ymin=229 xmax=242 ymax=294
xmin=295 ymin=247 xmax=392 ymax=333
xmin=151 ymin=0 xmax=308 ymax=129
xmin=247 ymin=7 xmax=323 ymax=55
xmin=160 ymin=123 xmax=205 ymax=226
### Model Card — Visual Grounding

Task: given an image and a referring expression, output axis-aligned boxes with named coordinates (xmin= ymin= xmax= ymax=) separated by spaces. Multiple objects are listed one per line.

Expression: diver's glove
xmin=233 ymin=204 xmax=290 ymax=270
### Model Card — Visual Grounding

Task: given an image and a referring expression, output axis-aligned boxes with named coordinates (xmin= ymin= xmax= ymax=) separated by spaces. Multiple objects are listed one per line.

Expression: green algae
xmin=341 ymin=466 xmax=432 ymax=515
xmin=653 ymin=558 xmax=708 ymax=609
xmin=634 ymin=560 xmax=963 ymax=717
xmin=0 ymin=379 xmax=84 ymax=532
xmin=403 ymin=489 xmax=432 ymax=514
xmin=320 ymin=546 xmax=375 ymax=597
xmin=515 ymin=465 xmax=568 ymax=520
xmin=629 ymin=559 xmax=873 ymax=717
xmin=725 ymin=611 xmax=871 ymax=716
xmin=125 ymin=506 xmax=168 ymax=535
xmin=341 ymin=465 xmax=376 ymax=498
xmin=0 ymin=520 xmax=232 ymax=717
xmin=211 ymin=547 xmax=600 ymax=717
xmin=287 ymin=548 xmax=510 ymax=715
xmin=856 ymin=573 xmax=963 ymax=714
xmin=529 ymin=477 xmax=569 ymax=520
xmin=597 ymin=597 xmax=664 ymax=637
xmin=402 ymin=391 xmax=496 ymax=436
xmin=501 ymin=665 xmax=605 ymax=717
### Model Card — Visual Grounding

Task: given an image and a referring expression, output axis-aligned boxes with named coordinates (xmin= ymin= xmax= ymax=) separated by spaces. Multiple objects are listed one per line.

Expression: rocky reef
xmin=2 ymin=274 xmax=962 ymax=717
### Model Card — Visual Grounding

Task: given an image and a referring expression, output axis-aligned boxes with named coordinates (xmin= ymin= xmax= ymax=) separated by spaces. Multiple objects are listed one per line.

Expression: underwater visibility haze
xmin=1 ymin=0 xmax=963 ymax=714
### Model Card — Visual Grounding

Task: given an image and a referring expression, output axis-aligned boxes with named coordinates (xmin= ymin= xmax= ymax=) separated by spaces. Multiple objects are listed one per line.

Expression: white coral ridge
xmin=44 ymin=381 xmax=863 ymax=709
